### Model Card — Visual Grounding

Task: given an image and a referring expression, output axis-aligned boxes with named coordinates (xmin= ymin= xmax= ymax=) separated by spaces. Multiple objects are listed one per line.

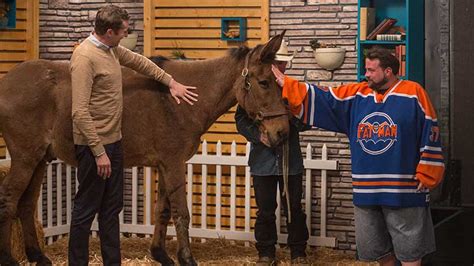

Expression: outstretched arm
xmin=116 ymin=46 xmax=198 ymax=105
xmin=272 ymin=65 xmax=356 ymax=134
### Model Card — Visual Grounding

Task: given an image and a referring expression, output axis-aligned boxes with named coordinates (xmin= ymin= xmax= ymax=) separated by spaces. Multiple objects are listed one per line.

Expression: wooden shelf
xmin=357 ymin=0 xmax=424 ymax=85
xmin=360 ymin=40 xmax=406 ymax=45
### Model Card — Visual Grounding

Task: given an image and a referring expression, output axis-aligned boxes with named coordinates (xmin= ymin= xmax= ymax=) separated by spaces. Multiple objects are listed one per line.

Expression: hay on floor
xmin=43 ymin=236 xmax=377 ymax=265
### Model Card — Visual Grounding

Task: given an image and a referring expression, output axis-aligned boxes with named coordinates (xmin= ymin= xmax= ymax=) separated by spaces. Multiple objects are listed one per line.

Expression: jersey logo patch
xmin=357 ymin=112 xmax=398 ymax=155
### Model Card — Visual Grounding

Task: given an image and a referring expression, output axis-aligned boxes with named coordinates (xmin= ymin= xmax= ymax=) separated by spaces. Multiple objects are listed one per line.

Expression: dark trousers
xmin=68 ymin=141 xmax=124 ymax=266
xmin=253 ymin=174 xmax=309 ymax=259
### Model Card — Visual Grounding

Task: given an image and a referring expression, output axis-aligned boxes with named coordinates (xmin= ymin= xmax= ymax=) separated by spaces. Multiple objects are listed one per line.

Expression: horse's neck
xmin=173 ymin=56 xmax=244 ymax=132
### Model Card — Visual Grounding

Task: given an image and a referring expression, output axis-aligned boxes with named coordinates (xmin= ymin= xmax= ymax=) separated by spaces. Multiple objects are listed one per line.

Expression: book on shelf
xmin=393 ymin=45 xmax=406 ymax=76
xmin=366 ymin=18 xmax=397 ymax=40
xmin=376 ymin=34 xmax=405 ymax=41
xmin=359 ymin=7 xmax=375 ymax=40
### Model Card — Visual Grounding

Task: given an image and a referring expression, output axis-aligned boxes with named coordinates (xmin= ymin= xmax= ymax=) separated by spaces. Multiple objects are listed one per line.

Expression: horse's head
xmin=234 ymin=31 xmax=290 ymax=147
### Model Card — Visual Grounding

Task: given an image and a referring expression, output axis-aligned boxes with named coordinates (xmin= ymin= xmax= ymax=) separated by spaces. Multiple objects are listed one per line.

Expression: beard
xmin=368 ymin=76 xmax=389 ymax=92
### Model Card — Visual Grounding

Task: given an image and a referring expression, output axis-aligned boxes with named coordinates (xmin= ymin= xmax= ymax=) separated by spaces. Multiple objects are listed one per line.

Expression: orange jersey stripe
xmin=353 ymin=181 xmax=418 ymax=187
xmin=393 ymin=80 xmax=438 ymax=119
xmin=421 ymin=152 xmax=443 ymax=160
xmin=331 ymin=82 xmax=372 ymax=100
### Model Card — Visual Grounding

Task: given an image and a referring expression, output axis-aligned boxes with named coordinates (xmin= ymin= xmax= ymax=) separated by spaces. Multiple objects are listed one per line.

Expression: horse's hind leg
xmin=163 ymin=163 xmax=196 ymax=266
xmin=0 ymin=153 xmax=47 ymax=265
xmin=150 ymin=171 xmax=175 ymax=265
xmin=17 ymin=159 xmax=52 ymax=265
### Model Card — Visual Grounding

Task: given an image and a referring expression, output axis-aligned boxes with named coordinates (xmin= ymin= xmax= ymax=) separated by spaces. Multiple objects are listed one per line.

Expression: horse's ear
xmin=259 ymin=30 xmax=286 ymax=63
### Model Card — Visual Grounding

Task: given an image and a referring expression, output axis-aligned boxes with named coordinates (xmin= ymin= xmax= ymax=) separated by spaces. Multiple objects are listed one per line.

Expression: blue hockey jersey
xmin=282 ymin=77 xmax=445 ymax=207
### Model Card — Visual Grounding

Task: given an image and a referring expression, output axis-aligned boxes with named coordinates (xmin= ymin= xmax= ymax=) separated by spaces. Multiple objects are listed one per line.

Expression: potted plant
xmin=171 ymin=49 xmax=187 ymax=60
xmin=119 ymin=28 xmax=138 ymax=50
xmin=309 ymin=39 xmax=345 ymax=70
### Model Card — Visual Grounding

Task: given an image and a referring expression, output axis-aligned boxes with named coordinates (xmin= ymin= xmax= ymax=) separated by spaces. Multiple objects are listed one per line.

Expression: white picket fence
xmin=0 ymin=141 xmax=338 ymax=247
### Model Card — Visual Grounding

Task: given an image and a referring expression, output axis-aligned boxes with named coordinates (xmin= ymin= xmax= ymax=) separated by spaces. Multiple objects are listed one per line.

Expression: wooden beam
xmin=0 ymin=42 xmax=27 ymax=51
xmin=261 ymin=0 xmax=270 ymax=42
xmin=157 ymin=0 xmax=261 ymax=7
xmin=155 ymin=18 xmax=261 ymax=28
xmin=143 ymin=0 xmax=154 ymax=57
xmin=0 ymin=63 xmax=19 ymax=72
xmin=155 ymin=28 xmax=261 ymax=39
xmin=0 ymin=31 xmax=27 ymax=41
xmin=26 ymin=0 xmax=39 ymax=59
xmin=155 ymin=8 xmax=261 ymax=18
xmin=0 ymin=52 xmax=28 ymax=61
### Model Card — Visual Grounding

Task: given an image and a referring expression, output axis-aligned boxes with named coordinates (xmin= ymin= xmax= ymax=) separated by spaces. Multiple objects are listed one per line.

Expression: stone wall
xmin=39 ymin=0 xmax=144 ymax=60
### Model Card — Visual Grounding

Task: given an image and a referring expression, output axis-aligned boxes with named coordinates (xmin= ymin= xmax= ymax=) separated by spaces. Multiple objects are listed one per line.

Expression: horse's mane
xmin=149 ymin=44 xmax=262 ymax=68
xmin=149 ymin=56 xmax=169 ymax=68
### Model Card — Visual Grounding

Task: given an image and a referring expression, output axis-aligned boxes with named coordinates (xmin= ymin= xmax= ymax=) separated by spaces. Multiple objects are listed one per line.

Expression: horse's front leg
xmin=164 ymin=163 xmax=196 ymax=266
xmin=151 ymin=170 xmax=175 ymax=265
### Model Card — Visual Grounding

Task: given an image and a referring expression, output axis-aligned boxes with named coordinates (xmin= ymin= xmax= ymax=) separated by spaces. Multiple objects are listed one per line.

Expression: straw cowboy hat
xmin=275 ymin=41 xmax=296 ymax=62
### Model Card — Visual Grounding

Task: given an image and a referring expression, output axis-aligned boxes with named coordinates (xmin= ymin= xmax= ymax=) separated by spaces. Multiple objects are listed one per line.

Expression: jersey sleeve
xmin=282 ymin=77 xmax=362 ymax=134
xmin=415 ymin=87 xmax=445 ymax=189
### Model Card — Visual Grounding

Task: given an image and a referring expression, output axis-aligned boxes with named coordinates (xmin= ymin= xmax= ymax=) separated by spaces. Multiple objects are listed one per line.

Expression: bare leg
xmin=17 ymin=159 xmax=52 ymax=265
xmin=378 ymin=254 xmax=396 ymax=266
xmin=401 ymin=260 xmax=421 ymax=266
xmin=151 ymin=172 xmax=174 ymax=265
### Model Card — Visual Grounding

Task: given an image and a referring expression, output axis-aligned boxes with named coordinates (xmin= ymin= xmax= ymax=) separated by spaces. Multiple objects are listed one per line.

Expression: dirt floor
xmin=35 ymin=236 xmax=378 ymax=265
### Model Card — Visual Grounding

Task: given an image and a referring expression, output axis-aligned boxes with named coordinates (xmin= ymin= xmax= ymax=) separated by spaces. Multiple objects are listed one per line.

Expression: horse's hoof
xmin=177 ymin=248 xmax=197 ymax=266
xmin=0 ymin=253 xmax=20 ymax=266
xmin=26 ymin=248 xmax=52 ymax=265
xmin=151 ymin=246 xmax=175 ymax=265
xmin=35 ymin=255 xmax=53 ymax=266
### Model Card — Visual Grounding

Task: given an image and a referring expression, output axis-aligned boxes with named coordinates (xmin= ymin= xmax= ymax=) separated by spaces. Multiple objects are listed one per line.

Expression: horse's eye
xmin=258 ymin=80 xmax=269 ymax=88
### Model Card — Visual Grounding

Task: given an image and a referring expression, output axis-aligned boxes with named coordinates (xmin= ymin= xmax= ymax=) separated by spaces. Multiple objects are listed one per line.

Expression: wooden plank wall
xmin=0 ymin=0 xmax=39 ymax=158
xmin=144 ymin=0 xmax=269 ymax=228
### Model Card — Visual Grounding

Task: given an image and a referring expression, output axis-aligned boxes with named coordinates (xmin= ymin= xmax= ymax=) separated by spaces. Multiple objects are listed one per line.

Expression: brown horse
xmin=0 ymin=32 xmax=290 ymax=265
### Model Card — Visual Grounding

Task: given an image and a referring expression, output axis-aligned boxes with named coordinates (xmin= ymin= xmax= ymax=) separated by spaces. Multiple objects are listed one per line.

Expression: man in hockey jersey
xmin=272 ymin=47 xmax=444 ymax=266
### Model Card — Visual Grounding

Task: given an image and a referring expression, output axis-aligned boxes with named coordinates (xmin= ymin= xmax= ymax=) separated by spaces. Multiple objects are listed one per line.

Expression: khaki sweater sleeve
xmin=70 ymin=54 xmax=105 ymax=156
xmin=115 ymin=46 xmax=172 ymax=86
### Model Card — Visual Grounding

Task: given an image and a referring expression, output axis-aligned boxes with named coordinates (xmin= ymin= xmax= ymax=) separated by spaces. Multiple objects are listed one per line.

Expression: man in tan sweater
xmin=68 ymin=5 xmax=197 ymax=266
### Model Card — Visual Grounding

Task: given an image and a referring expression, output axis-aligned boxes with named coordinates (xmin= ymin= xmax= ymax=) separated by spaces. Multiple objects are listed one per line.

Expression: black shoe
xmin=256 ymin=256 xmax=276 ymax=266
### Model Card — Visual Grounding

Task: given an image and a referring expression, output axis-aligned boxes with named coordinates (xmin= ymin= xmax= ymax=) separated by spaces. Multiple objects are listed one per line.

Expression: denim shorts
xmin=354 ymin=206 xmax=436 ymax=262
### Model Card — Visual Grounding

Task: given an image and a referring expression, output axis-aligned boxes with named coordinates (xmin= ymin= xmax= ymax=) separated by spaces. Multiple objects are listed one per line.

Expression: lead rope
xmin=282 ymin=138 xmax=291 ymax=224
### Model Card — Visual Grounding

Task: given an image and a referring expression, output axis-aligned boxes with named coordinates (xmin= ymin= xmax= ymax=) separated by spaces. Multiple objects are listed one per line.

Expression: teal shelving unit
xmin=357 ymin=0 xmax=424 ymax=86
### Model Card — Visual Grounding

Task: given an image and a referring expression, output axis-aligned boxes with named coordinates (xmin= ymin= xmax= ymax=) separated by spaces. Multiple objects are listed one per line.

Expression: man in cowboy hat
xmin=235 ymin=41 xmax=310 ymax=266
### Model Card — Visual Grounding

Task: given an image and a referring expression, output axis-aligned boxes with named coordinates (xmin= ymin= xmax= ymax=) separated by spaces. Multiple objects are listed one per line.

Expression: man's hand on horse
xmin=169 ymin=79 xmax=198 ymax=105
xmin=95 ymin=152 xmax=112 ymax=179
xmin=271 ymin=64 xmax=285 ymax=87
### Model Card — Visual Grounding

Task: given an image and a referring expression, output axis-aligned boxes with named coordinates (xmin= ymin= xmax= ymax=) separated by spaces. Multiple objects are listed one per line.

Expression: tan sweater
xmin=71 ymin=37 xmax=172 ymax=156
